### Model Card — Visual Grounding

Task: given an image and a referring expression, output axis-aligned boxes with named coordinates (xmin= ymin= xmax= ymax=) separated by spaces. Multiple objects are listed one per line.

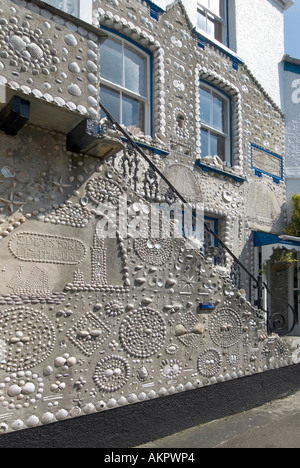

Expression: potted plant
xmin=271 ymin=249 xmax=297 ymax=272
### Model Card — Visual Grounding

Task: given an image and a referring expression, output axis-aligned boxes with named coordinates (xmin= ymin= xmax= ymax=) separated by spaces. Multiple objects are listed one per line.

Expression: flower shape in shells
xmin=87 ymin=177 xmax=124 ymax=207
xmin=93 ymin=355 xmax=131 ymax=393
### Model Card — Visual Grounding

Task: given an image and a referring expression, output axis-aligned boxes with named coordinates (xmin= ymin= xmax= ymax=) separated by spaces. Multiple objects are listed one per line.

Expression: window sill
xmin=196 ymin=159 xmax=247 ymax=183
xmin=193 ymin=28 xmax=244 ymax=70
xmin=120 ymin=137 xmax=170 ymax=157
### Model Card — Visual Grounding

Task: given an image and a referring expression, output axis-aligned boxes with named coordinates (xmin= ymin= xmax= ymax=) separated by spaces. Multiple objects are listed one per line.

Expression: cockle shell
xmin=9 ymin=35 xmax=26 ymax=51
xmin=27 ymin=43 xmax=43 ymax=60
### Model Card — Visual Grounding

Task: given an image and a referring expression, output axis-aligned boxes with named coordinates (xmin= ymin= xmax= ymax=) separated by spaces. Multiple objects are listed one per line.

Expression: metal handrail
xmin=98 ymin=102 xmax=297 ymax=334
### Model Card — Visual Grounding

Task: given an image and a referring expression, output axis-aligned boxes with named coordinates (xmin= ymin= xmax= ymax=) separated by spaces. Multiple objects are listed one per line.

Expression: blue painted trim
xmin=284 ymin=61 xmax=300 ymax=75
xmin=250 ymin=143 xmax=284 ymax=183
xmin=254 ymin=231 xmax=300 ymax=248
xmin=199 ymin=303 xmax=216 ymax=310
xmin=100 ymin=26 xmax=154 ymax=137
xmin=226 ymin=0 xmax=229 ymax=48
xmin=144 ymin=1 xmax=165 ymax=21
xmin=196 ymin=160 xmax=246 ymax=183
xmin=193 ymin=28 xmax=244 ymax=70
xmin=120 ymin=137 xmax=169 ymax=156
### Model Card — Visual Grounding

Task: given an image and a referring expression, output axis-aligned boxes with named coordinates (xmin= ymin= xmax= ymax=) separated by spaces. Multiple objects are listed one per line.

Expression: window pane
xmin=125 ymin=47 xmax=146 ymax=96
xmin=213 ymin=93 xmax=226 ymax=132
xmin=200 ymin=87 xmax=211 ymax=127
xmin=42 ymin=0 xmax=79 ymax=17
xmin=214 ymin=20 xmax=223 ymax=42
xmin=210 ymin=132 xmax=219 ymax=156
xmin=201 ymin=129 xmax=210 ymax=157
xmin=197 ymin=10 xmax=206 ymax=31
xmin=100 ymin=86 xmax=120 ymax=123
xmin=206 ymin=16 xmax=215 ymax=37
xmin=217 ymin=135 xmax=226 ymax=161
xmin=122 ymin=95 xmax=145 ymax=131
xmin=100 ymin=38 xmax=123 ymax=86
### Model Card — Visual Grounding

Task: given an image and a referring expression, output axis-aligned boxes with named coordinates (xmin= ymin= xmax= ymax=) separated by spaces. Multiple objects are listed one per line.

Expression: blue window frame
xmin=100 ymin=28 xmax=152 ymax=135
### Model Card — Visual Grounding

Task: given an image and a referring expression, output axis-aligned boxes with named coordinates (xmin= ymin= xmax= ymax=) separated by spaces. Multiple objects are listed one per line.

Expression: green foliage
xmin=285 ymin=194 xmax=300 ymax=237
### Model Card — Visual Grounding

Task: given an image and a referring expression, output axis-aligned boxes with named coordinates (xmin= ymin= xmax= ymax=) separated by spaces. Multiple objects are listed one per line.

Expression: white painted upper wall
xmin=232 ymin=0 xmax=286 ymax=109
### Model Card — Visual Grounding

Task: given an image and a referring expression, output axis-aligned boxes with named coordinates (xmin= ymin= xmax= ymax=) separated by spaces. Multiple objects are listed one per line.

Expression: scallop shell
xmin=27 ymin=43 xmax=43 ymax=60
xmin=9 ymin=35 xmax=26 ymax=51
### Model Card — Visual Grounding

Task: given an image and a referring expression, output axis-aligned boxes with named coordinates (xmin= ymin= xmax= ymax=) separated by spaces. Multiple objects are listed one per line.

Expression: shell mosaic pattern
xmin=0 ymin=0 xmax=295 ymax=437
xmin=0 ymin=1 xmax=101 ymax=119
xmin=0 ymin=158 xmax=294 ymax=435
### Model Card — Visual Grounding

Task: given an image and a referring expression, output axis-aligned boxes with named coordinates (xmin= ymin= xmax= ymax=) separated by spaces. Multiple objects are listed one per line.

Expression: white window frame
xmin=197 ymin=0 xmax=227 ymax=45
xmin=41 ymin=0 xmax=93 ymax=23
xmin=200 ymin=82 xmax=231 ymax=164
xmin=100 ymin=32 xmax=151 ymax=135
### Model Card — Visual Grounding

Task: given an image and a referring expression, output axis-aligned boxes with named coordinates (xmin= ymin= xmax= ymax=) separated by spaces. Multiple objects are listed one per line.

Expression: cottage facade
xmin=0 ymin=0 xmax=298 ymax=445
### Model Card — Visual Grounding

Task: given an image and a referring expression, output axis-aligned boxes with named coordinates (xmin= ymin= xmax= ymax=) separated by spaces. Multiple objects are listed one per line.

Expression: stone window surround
xmin=195 ymin=64 xmax=243 ymax=171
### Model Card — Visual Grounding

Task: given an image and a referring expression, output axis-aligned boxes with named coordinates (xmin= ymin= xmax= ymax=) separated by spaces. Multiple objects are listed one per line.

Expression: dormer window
xmin=197 ymin=0 xmax=227 ymax=45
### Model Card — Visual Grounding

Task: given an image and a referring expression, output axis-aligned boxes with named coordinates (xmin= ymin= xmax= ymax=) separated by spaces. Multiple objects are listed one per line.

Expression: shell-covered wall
xmin=0 ymin=0 xmax=296 ymax=436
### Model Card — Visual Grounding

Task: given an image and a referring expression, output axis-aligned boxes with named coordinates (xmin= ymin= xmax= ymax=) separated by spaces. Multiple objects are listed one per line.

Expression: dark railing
xmin=98 ymin=102 xmax=296 ymax=335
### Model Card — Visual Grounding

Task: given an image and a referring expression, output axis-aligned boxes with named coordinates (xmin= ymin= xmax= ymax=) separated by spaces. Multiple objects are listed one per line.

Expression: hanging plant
xmin=271 ymin=249 xmax=297 ymax=272
xmin=285 ymin=194 xmax=300 ymax=237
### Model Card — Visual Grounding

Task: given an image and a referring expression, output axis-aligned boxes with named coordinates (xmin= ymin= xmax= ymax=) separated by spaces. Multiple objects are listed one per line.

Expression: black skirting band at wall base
xmin=1 ymin=363 xmax=300 ymax=448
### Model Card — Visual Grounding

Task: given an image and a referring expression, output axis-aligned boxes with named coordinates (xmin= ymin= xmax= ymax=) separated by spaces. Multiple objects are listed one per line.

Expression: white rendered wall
xmin=284 ymin=66 xmax=300 ymax=220
xmin=233 ymin=0 xmax=285 ymax=108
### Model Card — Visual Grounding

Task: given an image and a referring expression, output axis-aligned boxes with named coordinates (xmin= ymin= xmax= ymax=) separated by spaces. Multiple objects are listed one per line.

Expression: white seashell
xmin=22 ymin=382 xmax=35 ymax=395
xmin=66 ymin=356 xmax=77 ymax=366
xmin=26 ymin=416 xmax=39 ymax=428
xmin=27 ymin=43 xmax=43 ymax=60
xmin=87 ymin=60 xmax=97 ymax=73
xmin=7 ymin=385 xmax=22 ymax=397
xmin=68 ymin=83 xmax=82 ymax=97
xmin=41 ymin=412 xmax=55 ymax=425
xmin=11 ymin=420 xmax=24 ymax=431
xmin=9 ymin=35 xmax=26 ymax=51
xmin=1 ymin=166 xmax=15 ymax=178
xmin=68 ymin=62 xmax=81 ymax=73
xmin=54 ymin=356 xmax=66 ymax=367
xmin=55 ymin=409 xmax=69 ymax=421
xmin=64 ymin=34 xmax=78 ymax=46
xmin=54 ymin=96 xmax=66 ymax=106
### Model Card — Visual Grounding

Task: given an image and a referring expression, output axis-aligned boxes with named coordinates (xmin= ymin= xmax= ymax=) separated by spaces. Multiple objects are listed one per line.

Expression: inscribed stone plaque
xmin=251 ymin=145 xmax=283 ymax=179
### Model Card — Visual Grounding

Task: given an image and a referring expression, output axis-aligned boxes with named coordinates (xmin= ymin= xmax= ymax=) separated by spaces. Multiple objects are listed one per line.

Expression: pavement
xmin=137 ymin=390 xmax=300 ymax=448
